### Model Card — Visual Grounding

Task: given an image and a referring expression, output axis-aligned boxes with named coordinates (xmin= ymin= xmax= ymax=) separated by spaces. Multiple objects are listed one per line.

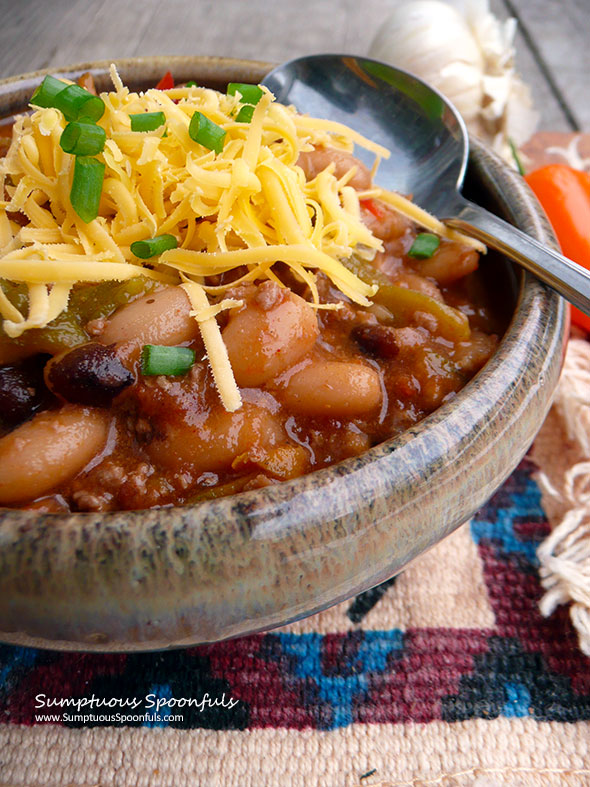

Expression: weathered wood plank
xmin=505 ymin=0 xmax=590 ymax=130
xmin=0 ymin=0 xmax=87 ymax=77
xmin=0 ymin=0 xmax=581 ymax=135
xmin=0 ymin=0 xmax=162 ymax=77
xmin=135 ymin=0 xmax=348 ymax=63
xmin=510 ymin=26 xmax=573 ymax=132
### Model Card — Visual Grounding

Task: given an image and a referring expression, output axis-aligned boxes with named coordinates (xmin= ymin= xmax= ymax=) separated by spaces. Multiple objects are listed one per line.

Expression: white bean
xmin=281 ymin=360 xmax=382 ymax=416
xmin=222 ymin=287 xmax=319 ymax=387
xmin=361 ymin=202 xmax=412 ymax=241
xmin=297 ymin=148 xmax=372 ymax=190
xmin=0 ymin=406 xmax=110 ymax=504
xmin=147 ymin=403 xmax=284 ymax=476
xmin=413 ymin=243 xmax=479 ymax=285
xmin=99 ymin=286 xmax=199 ymax=356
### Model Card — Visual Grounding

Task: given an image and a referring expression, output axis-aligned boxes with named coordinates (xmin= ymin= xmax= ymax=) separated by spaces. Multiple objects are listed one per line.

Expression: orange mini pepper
xmin=525 ymin=163 xmax=590 ymax=332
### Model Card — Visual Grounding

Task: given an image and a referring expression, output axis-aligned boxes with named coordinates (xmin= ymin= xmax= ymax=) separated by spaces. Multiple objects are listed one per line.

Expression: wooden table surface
xmin=0 ymin=0 xmax=587 ymax=132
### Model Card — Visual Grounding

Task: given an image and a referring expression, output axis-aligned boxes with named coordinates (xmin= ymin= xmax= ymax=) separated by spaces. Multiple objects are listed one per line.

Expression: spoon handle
xmin=445 ymin=201 xmax=590 ymax=317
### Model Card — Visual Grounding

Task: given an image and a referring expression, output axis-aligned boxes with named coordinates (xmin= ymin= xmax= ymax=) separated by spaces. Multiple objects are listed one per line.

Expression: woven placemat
xmin=1 ymin=363 xmax=590 ymax=786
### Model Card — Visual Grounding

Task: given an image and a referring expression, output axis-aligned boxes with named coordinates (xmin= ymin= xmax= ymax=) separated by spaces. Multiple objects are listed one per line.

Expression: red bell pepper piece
xmin=360 ymin=198 xmax=385 ymax=221
xmin=155 ymin=71 xmax=174 ymax=91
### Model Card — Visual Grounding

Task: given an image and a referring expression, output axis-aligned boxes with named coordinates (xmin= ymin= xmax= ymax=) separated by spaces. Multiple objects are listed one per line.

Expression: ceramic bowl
xmin=0 ymin=57 xmax=567 ymax=652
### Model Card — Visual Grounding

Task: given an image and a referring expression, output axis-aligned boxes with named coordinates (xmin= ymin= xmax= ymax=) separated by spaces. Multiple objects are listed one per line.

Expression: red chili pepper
xmin=525 ymin=164 xmax=590 ymax=332
xmin=155 ymin=71 xmax=174 ymax=91
xmin=360 ymin=198 xmax=385 ymax=221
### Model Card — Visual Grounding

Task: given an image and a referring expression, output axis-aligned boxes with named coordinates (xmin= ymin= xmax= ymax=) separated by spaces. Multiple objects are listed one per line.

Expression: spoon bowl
xmin=263 ymin=54 xmax=590 ymax=316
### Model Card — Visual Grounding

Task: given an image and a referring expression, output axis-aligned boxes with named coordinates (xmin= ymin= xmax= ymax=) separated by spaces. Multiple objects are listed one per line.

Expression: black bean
xmin=351 ymin=325 xmax=400 ymax=358
xmin=0 ymin=356 xmax=50 ymax=432
xmin=46 ymin=343 xmax=134 ymax=407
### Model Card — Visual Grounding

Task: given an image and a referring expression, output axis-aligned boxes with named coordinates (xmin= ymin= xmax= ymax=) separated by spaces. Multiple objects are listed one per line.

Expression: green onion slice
xmin=129 ymin=111 xmax=166 ymax=132
xmin=227 ymin=82 xmax=264 ymax=105
xmin=30 ymin=75 xmax=68 ymax=108
xmin=408 ymin=233 xmax=440 ymax=259
xmin=235 ymin=104 xmax=255 ymax=123
xmin=141 ymin=345 xmax=196 ymax=376
xmin=188 ymin=112 xmax=226 ymax=154
xmin=60 ymin=120 xmax=106 ymax=156
xmin=185 ymin=81 xmax=197 ymax=87
xmin=130 ymin=234 xmax=178 ymax=259
xmin=53 ymin=84 xmax=105 ymax=122
xmin=70 ymin=156 xmax=105 ymax=223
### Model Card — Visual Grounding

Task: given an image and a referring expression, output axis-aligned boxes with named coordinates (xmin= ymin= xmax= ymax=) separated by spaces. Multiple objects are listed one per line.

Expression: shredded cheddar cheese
xmin=181 ymin=278 xmax=242 ymax=412
xmin=366 ymin=189 xmax=485 ymax=252
xmin=0 ymin=65 xmax=484 ymax=411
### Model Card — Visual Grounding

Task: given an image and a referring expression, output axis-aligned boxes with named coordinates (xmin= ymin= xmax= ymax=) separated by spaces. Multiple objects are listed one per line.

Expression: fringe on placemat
xmin=536 ymin=339 xmax=590 ymax=656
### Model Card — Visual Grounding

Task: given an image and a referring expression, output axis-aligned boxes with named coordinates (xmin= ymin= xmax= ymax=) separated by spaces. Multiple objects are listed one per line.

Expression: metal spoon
xmin=262 ymin=54 xmax=590 ymax=316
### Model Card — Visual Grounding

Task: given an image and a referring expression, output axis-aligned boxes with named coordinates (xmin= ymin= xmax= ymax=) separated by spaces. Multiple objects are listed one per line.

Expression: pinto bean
xmin=281 ymin=360 xmax=382 ymax=416
xmin=222 ymin=285 xmax=319 ymax=387
xmin=361 ymin=203 xmax=412 ymax=241
xmin=147 ymin=403 xmax=284 ymax=477
xmin=0 ymin=406 xmax=110 ymax=504
xmin=99 ymin=286 xmax=200 ymax=358
xmin=412 ymin=242 xmax=479 ymax=285
xmin=297 ymin=147 xmax=372 ymax=190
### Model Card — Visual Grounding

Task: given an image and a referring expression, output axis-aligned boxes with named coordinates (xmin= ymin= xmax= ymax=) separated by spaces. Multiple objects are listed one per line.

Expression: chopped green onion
xmin=185 ymin=81 xmax=197 ymax=87
xmin=30 ymin=76 xmax=105 ymax=122
xmin=188 ymin=112 xmax=226 ymax=154
xmin=227 ymin=82 xmax=264 ymax=105
xmin=130 ymin=234 xmax=178 ymax=259
xmin=235 ymin=104 xmax=255 ymax=123
xmin=408 ymin=233 xmax=440 ymax=259
xmin=70 ymin=156 xmax=105 ymax=223
xmin=53 ymin=84 xmax=105 ymax=122
xmin=141 ymin=345 xmax=196 ymax=376
xmin=60 ymin=120 xmax=106 ymax=155
xmin=236 ymin=106 xmax=254 ymax=123
xmin=129 ymin=111 xmax=166 ymax=132
xmin=30 ymin=75 xmax=68 ymax=108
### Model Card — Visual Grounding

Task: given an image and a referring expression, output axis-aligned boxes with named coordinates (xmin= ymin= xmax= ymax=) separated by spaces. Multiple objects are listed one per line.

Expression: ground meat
xmin=254 ymin=280 xmax=287 ymax=311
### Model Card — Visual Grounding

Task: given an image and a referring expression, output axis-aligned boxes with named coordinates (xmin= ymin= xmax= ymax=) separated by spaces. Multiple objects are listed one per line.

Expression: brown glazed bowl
xmin=0 ymin=57 xmax=568 ymax=652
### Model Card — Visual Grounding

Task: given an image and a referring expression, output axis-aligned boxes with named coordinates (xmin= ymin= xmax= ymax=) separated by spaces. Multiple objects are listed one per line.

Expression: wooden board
xmin=506 ymin=0 xmax=590 ymax=131
xmin=0 ymin=0 xmax=584 ymax=137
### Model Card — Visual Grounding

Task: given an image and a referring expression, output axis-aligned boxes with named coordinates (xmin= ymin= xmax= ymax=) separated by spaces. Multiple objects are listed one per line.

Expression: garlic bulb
xmin=369 ymin=0 xmax=538 ymax=164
